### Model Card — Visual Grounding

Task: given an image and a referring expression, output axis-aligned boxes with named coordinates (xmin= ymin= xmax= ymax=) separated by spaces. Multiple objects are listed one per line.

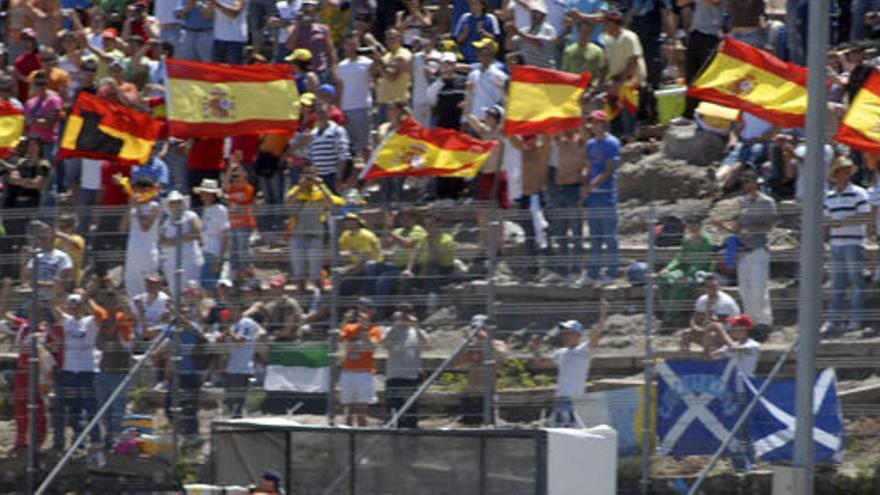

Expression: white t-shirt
xmin=722 ymin=338 xmax=760 ymax=392
xmin=275 ymin=0 xmax=301 ymax=43
xmin=467 ymin=65 xmax=508 ymax=118
xmin=554 ymin=341 xmax=591 ymax=398
xmin=201 ymin=203 xmax=231 ymax=256
xmin=507 ymin=0 xmax=531 ymax=29
xmin=161 ymin=210 xmax=203 ymax=264
xmin=694 ymin=290 xmax=741 ymax=319
xmin=411 ymin=50 xmax=440 ymax=107
xmin=214 ymin=0 xmax=248 ymax=42
xmin=127 ymin=201 xmax=160 ymax=258
xmin=80 ymin=158 xmax=103 ymax=190
xmin=62 ymin=313 xmax=101 ymax=373
xmin=27 ymin=249 xmax=73 ymax=301
xmin=226 ymin=316 xmax=259 ymax=374
xmin=133 ymin=291 xmax=170 ymax=330
xmin=335 ymin=56 xmax=373 ymax=111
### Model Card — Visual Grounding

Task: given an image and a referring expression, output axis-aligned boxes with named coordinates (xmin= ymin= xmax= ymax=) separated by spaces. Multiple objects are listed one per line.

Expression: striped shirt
xmin=869 ymin=183 xmax=880 ymax=238
xmin=824 ymin=183 xmax=871 ymax=247
xmin=308 ymin=121 xmax=351 ymax=176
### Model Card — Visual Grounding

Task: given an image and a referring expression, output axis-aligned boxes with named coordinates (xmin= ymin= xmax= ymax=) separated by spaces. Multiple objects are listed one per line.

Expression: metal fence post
xmin=27 ymin=224 xmax=40 ymax=495
xmin=484 ymin=194 xmax=500 ymax=426
xmin=640 ymin=207 xmax=656 ymax=495
xmin=327 ymin=213 xmax=340 ymax=426
xmin=170 ymin=214 xmax=184 ymax=463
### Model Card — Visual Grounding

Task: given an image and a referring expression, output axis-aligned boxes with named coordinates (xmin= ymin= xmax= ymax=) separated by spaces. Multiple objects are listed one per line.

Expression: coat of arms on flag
xmin=656 ymin=359 xmax=739 ymax=456
xmin=744 ymin=369 xmax=844 ymax=463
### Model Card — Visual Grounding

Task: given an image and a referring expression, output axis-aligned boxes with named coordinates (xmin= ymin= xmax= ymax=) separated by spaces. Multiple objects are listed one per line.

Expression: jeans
xmin=94 ymin=372 xmax=127 ymax=449
xmin=610 ymin=105 xmax=637 ymax=140
xmin=728 ymin=29 xmax=766 ymax=48
xmin=212 ymin=39 xmax=246 ymax=64
xmin=201 ymin=251 xmax=222 ymax=290
xmin=737 ymin=247 xmax=773 ymax=326
xmin=586 ymin=204 xmax=620 ymax=280
xmin=319 ymin=173 xmax=337 ymax=195
xmin=290 ymin=235 xmax=323 ymax=281
xmin=729 ymin=393 xmax=755 ymax=471
xmin=55 ymin=370 xmax=101 ymax=448
xmin=181 ymin=29 xmax=214 ymax=62
xmin=78 ymin=188 xmax=99 ymax=238
xmin=723 ymin=141 xmax=770 ymax=171
xmin=166 ymin=373 xmax=201 ymax=436
xmin=258 ymin=171 xmax=285 ymax=233
xmin=223 ymin=372 xmax=251 ymax=418
xmin=375 ymin=265 xmax=404 ymax=307
xmin=551 ymin=397 xmax=579 ymax=428
xmin=386 ymin=377 xmax=420 ymax=428
xmin=549 ymin=184 xmax=585 ymax=276
xmin=830 ymin=244 xmax=865 ymax=329
xmin=229 ymin=227 xmax=254 ymax=272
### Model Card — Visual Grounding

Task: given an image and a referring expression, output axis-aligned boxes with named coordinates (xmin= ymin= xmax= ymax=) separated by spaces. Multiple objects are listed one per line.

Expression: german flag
xmin=57 ymin=92 xmax=164 ymax=166
xmin=504 ymin=65 xmax=591 ymax=136
xmin=165 ymin=58 xmax=300 ymax=138
xmin=835 ymin=70 xmax=880 ymax=153
xmin=687 ymin=37 xmax=807 ymax=128
xmin=0 ymin=100 xmax=24 ymax=158
xmin=361 ymin=118 xmax=498 ymax=180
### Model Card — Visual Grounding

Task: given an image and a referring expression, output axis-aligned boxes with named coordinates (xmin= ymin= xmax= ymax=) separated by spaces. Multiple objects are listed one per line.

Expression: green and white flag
xmin=264 ymin=342 xmax=331 ymax=393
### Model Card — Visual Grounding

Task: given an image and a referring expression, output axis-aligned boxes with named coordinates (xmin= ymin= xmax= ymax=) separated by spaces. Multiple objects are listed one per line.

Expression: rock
xmin=617 ymin=199 xmax=714 ymax=236
xmin=621 ymin=140 xmax=662 ymax=164
xmin=619 ymin=152 xmax=715 ymax=203
xmin=663 ymin=123 xmax=727 ymax=166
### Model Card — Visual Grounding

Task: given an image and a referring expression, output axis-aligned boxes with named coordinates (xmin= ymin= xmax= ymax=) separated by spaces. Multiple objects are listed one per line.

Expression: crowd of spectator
xmin=1 ymin=0 xmax=880 ymax=463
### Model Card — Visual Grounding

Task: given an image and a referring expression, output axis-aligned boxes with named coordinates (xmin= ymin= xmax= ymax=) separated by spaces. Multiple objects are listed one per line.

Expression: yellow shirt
xmin=601 ymin=29 xmax=647 ymax=83
xmin=339 ymin=227 xmax=383 ymax=265
xmin=376 ymin=47 xmax=413 ymax=105
xmin=56 ymin=233 xmax=85 ymax=285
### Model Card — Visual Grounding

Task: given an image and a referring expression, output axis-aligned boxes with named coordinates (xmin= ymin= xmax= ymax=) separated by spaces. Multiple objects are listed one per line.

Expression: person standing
xmin=465 ymin=38 xmax=507 ymax=120
xmin=49 ymin=291 xmax=107 ymax=453
xmin=453 ymin=0 xmax=501 ymax=63
xmin=560 ymin=20 xmax=605 ymax=76
xmin=713 ymin=169 xmax=777 ymax=332
xmin=285 ymin=168 xmax=337 ymax=291
xmin=176 ymin=0 xmax=215 ymax=62
xmin=21 ymin=222 xmax=73 ymax=322
xmin=548 ymin=127 xmax=589 ymax=282
xmin=505 ymin=1 xmax=557 ymax=69
xmin=94 ymin=294 xmax=134 ymax=451
xmin=217 ymin=302 xmax=262 ymax=418
xmin=159 ymin=191 xmax=204 ymax=297
xmin=211 ymin=0 xmax=248 ymax=64
xmin=122 ymin=177 xmax=162 ymax=300
xmin=683 ymin=0 xmax=722 ymax=119
xmin=383 ymin=309 xmax=429 ymax=428
xmin=600 ymin=9 xmax=645 ymax=140
xmin=823 ymin=157 xmax=873 ymax=335
xmin=339 ymin=310 xmax=383 ymax=427
xmin=372 ymin=28 xmax=414 ymax=124
xmin=529 ymin=300 xmax=607 ymax=427
xmin=308 ymin=102 xmax=351 ymax=194
xmin=582 ymin=110 xmax=621 ymax=286
xmin=223 ymin=163 xmax=257 ymax=280
xmin=335 ymin=34 xmax=374 ymax=161
xmin=194 ymin=178 xmax=230 ymax=291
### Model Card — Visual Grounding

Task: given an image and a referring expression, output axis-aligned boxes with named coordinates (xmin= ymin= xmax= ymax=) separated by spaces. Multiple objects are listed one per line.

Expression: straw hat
xmin=827 ymin=156 xmax=856 ymax=181
xmin=193 ymin=178 xmax=222 ymax=196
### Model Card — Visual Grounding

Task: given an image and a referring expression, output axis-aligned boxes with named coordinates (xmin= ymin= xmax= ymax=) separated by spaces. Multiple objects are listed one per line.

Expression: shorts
xmin=339 ymin=371 xmax=377 ymax=405
xmin=476 ymin=172 xmax=510 ymax=209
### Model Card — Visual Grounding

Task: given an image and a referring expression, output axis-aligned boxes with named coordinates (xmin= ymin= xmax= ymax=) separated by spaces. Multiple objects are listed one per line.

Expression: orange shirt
xmin=225 ymin=182 xmax=256 ymax=229
xmin=341 ymin=323 xmax=383 ymax=373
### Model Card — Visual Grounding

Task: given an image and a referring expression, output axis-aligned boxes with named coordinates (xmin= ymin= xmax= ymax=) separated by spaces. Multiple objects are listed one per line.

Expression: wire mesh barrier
xmin=0 ymin=194 xmax=878 ymax=492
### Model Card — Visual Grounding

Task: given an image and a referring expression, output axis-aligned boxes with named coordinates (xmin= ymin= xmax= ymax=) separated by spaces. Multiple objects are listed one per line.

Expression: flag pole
xmin=793 ymin=0 xmax=830 ymax=492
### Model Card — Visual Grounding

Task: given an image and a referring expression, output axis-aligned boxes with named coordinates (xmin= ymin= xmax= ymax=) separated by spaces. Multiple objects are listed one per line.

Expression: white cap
xmin=67 ymin=294 xmax=84 ymax=305
xmin=440 ymin=52 xmax=457 ymax=64
xmin=218 ymin=279 xmax=233 ymax=288
xmin=531 ymin=0 xmax=548 ymax=14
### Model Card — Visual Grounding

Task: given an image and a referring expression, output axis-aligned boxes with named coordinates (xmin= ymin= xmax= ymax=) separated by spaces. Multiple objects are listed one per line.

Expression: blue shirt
xmin=131 ymin=156 xmax=170 ymax=192
xmin=454 ymin=13 xmax=502 ymax=63
xmin=585 ymin=133 xmax=620 ymax=206
xmin=176 ymin=0 xmax=214 ymax=31
xmin=178 ymin=328 xmax=202 ymax=375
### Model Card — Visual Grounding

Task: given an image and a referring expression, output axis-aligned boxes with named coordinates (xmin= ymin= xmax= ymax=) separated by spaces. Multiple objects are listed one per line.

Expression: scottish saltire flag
xmin=656 ymin=359 xmax=739 ymax=456
xmin=744 ymin=369 xmax=844 ymax=463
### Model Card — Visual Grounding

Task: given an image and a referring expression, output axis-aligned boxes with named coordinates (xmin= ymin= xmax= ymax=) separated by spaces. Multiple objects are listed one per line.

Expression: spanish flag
xmin=604 ymin=81 xmax=640 ymax=121
xmin=835 ymin=70 xmax=880 ymax=153
xmin=687 ymin=37 xmax=807 ymax=128
xmin=504 ymin=65 xmax=591 ymax=136
xmin=165 ymin=58 xmax=300 ymax=138
xmin=361 ymin=118 xmax=498 ymax=180
xmin=57 ymin=92 xmax=164 ymax=166
xmin=0 ymin=100 xmax=24 ymax=158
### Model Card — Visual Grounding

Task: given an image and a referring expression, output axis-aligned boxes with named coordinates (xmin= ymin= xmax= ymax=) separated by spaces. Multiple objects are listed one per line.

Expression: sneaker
xmin=565 ymin=272 xmax=583 ymax=286
xmin=539 ymin=271 xmax=566 ymax=285
xmin=599 ymin=276 xmax=615 ymax=287
xmin=579 ymin=274 xmax=598 ymax=287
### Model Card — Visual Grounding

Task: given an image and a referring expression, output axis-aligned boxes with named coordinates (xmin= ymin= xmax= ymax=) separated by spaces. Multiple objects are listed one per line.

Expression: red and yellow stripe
xmin=165 ymin=58 xmax=300 ymax=138
xmin=835 ymin=71 xmax=880 ymax=153
xmin=504 ymin=65 xmax=591 ymax=136
xmin=363 ymin=118 xmax=498 ymax=179
xmin=687 ymin=37 xmax=807 ymax=128
xmin=0 ymin=100 xmax=24 ymax=158
xmin=604 ymin=81 xmax=640 ymax=121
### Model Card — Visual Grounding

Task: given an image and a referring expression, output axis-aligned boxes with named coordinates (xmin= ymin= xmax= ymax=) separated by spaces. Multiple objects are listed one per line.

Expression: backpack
xmin=655 ymin=214 xmax=686 ymax=247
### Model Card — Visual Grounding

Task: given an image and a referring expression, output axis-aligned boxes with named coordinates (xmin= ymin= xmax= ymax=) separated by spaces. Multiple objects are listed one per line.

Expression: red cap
xmin=269 ymin=275 xmax=286 ymax=287
xmin=725 ymin=314 xmax=754 ymax=330
xmin=588 ymin=110 xmax=609 ymax=122
xmin=102 ymin=28 xmax=119 ymax=39
xmin=219 ymin=309 xmax=231 ymax=321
